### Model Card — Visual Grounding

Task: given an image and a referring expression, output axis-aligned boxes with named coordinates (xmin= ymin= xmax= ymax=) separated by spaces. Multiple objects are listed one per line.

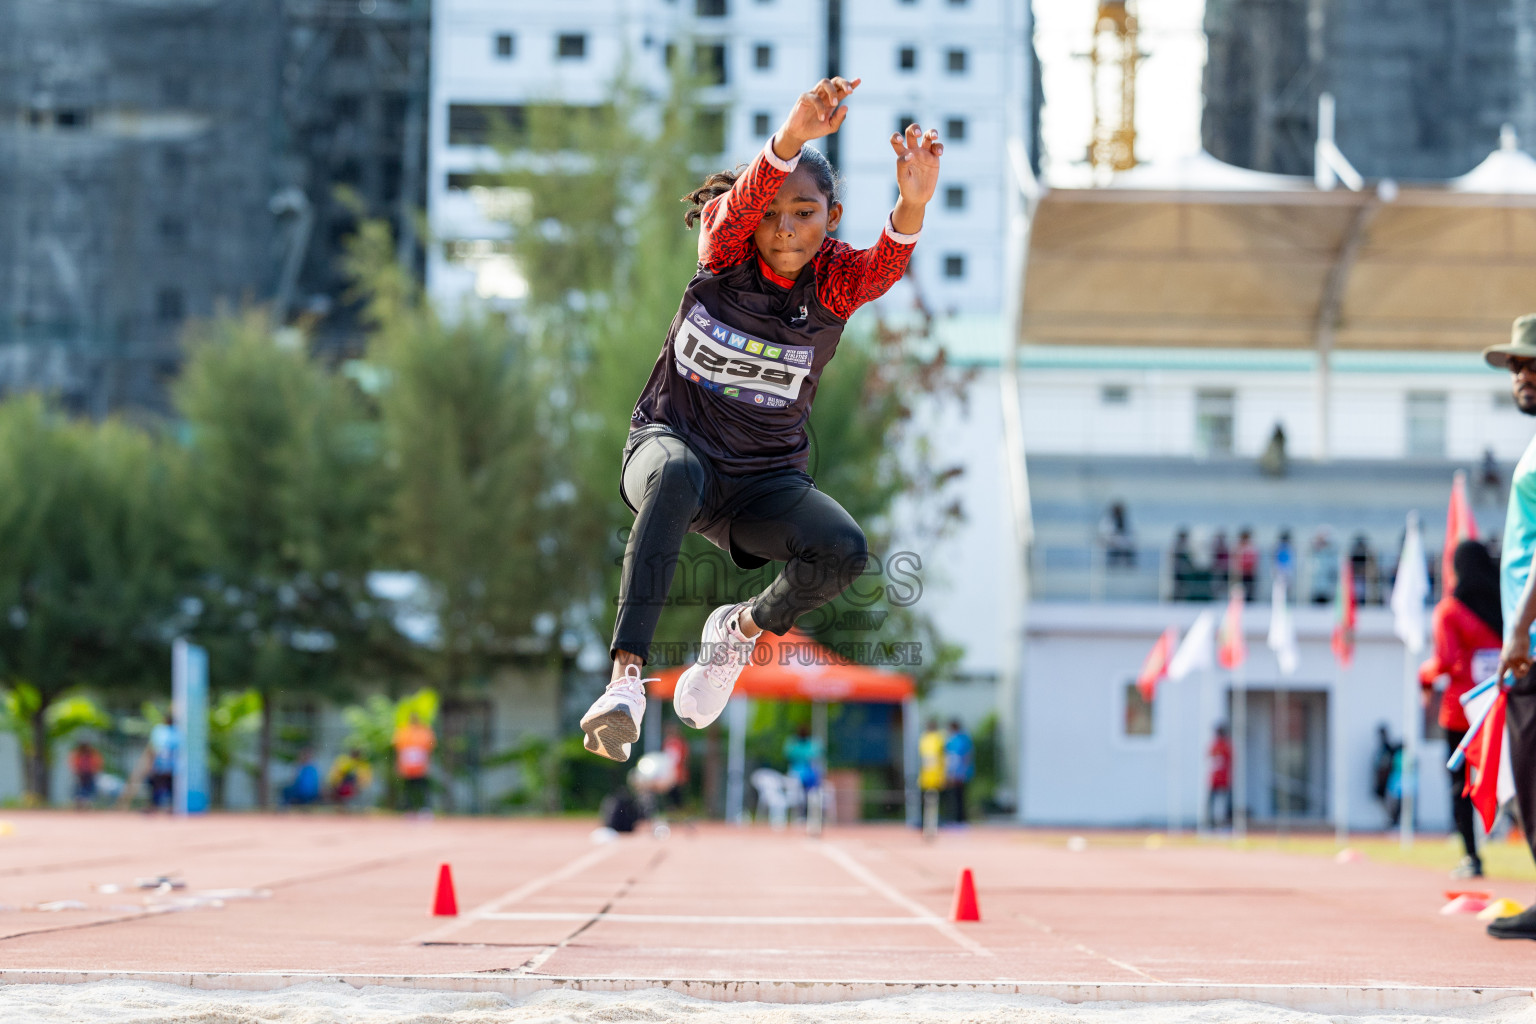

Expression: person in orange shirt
xmin=392 ymin=712 xmax=435 ymax=814
xmin=1420 ymin=539 xmax=1502 ymax=878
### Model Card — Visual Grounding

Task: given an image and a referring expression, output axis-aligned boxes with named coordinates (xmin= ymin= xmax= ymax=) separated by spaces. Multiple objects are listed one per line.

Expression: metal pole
xmin=1334 ymin=664 xmax=1349 ymax=845
xmin=902 ymin=696 xmax=919 ymax=827
xmin=1167 ymin=680 xmax=1181 ymax=835
xmin=1234 ymin=662 xmax=1248 ymax=839
xmin=1198 ymin=667 xmax=1214 ymax=836
xmin=1400 ymin=647 xmax=1418 ymax=848
xmin=725 ymin=698 xmax=747 ymax=826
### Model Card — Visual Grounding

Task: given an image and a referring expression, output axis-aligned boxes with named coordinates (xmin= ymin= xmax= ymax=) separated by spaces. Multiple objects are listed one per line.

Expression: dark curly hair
xmin=681 ymin=145 xmax=843 ymax=229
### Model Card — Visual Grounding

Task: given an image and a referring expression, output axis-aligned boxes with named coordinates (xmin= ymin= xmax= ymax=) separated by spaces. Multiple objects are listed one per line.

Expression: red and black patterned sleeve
xmin=813 ymin=216 xmax=920 ymax=321
xmin=697 ymin=139 xmax=800 ymax=273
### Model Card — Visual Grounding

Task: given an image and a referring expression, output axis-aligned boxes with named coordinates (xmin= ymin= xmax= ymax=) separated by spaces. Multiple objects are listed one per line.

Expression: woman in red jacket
xmin=1419 ymin=539 xmax=1502 ymax=878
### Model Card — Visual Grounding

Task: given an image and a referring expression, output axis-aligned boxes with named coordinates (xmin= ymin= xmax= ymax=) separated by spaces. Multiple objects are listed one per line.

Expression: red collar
xmin=755 ymin=255 xmax=797 ymax=290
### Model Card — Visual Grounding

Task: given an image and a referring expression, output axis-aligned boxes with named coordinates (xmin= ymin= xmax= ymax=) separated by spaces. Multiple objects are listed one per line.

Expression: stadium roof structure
xmin=1020 ymin=141 xmax=1536 ymax=354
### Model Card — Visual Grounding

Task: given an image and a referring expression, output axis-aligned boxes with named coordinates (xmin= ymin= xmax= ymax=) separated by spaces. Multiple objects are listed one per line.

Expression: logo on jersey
xmin=674 ymin=303 xmax=811 ymax=410
xmin=790 ymin=304 xmax=809 ymax=326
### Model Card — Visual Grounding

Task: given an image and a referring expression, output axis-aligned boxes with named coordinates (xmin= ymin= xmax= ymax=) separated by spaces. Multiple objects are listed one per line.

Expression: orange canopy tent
xmin=649 ymin=628 xmax=915 ymax=703
xmin=650 ymin=629 xmax=918 ymax=826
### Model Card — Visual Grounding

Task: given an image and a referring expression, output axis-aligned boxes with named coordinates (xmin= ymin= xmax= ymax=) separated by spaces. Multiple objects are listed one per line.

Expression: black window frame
xmin=495 ymin=32 xmax=514 ymax=59
xmin=556 ymin=33 xmax=587 ymax=59
xmin=897 ymin=45 xmax=917 ymax=71
xmin=943 ymin=253 xmax=965 ymax=279
xmin=945 ymin=48 xmax=967 ymax=73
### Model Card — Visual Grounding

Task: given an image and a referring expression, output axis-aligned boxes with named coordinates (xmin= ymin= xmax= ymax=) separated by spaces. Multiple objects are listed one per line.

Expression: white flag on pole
xmin=1268 ymin=577 xmax=1298 ymax=677
xmin=1168 ymin=610 xmax=1216 ymax=681
xmin=1390 ymin=511 xmax=1431 ymax=653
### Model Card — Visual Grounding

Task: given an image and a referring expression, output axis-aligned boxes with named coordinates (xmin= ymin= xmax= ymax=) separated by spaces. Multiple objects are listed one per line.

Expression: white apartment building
xmin=427 ymin=0 xmax=1030 ymax=320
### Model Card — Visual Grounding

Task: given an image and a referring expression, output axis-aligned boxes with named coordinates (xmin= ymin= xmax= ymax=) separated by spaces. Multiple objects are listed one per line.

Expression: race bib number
xmin=674 ymin=303 xmax=813 ymax=410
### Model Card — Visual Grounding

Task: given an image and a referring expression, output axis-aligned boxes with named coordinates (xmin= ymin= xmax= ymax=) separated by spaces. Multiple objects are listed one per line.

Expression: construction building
xmin=0 ymin=0 xmax=429 ymax=414
xmin=1203 ymin=0 xmax=1536 ymax=179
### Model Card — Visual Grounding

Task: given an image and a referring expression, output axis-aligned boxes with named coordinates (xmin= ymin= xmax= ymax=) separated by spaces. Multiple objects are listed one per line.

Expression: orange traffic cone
xmin=431 ymin=863 xmax=459 ymax=916
xmin=951 ymin=867 xmax=980 ymax=922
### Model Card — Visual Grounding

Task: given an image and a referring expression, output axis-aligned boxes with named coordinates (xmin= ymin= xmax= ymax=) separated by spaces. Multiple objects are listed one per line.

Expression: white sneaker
xmin=581 ymin=664 xmax=653 ymax=762
xmin=674 ymin=603 xmax=758 ymax=729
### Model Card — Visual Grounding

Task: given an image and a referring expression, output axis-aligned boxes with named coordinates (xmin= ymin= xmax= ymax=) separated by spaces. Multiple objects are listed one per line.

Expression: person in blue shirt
xmin=147 ymin=714 xmax=178 ymax=811
xmin=943 ymin=719 xmax=974 ymax=824
xmin=282 ymin=748 xmax=322 ymax=807
xmin=783 ymin=725 xmax=823 ymax=798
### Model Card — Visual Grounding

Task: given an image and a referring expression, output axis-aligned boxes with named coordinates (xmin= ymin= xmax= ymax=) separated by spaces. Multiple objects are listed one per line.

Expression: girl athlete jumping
xmin=581 ymin=76 xmax=943 ymax=761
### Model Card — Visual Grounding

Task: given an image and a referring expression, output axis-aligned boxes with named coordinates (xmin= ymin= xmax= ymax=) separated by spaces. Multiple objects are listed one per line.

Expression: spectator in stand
xmin=1349 ymin=534 xmax=1376 ymax=605
xmin=1273 ymin=530 xmax=1296 ymax=590
xmin=1208 ymin=724 xmax=1233 ymax=828
xmin=1480 ymin=447 xmax=1502 ymax=504
xmin=1211 ymin=531 xmax=1231 ymax=590
xmin=1099 ymin=501 xmax=1136 ymax=569
xmin=1235 ymin=529 xmax=1259 ymax=601
xmin=1308 ymin=529 xmax=1338 ymax=605
xmin=1419 ymin=539 xmax=1503 ymax=878
xmin=70 ymin=741 xmax=103 ymax=809
xmin=1259 ymin=423 xmax=1289 ymax=477
xmin=1171 ymin=528 xmax=1208 ymax=601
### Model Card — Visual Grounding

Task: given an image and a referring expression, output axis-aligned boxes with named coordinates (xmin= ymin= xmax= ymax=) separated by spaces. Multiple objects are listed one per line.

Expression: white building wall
xmin=1021 ymin=602 xmax=1450 ymax=832
xmin=1015 ymin=356 xmax=1534 ymax=462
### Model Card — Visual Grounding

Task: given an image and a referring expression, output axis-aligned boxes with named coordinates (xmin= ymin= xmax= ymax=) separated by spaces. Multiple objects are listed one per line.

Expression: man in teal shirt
xmin=1486 ymin=314 xmax=1536 ymax=939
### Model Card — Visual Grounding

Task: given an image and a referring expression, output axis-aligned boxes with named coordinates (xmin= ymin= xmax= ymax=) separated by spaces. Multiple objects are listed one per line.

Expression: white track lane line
xmin=409 ymin=844 xmax=620 ymax=944
xmin=817 ymin=842 xmax=992 ymax=957
xmin=479 ymin=912 xmax=938 ymax=925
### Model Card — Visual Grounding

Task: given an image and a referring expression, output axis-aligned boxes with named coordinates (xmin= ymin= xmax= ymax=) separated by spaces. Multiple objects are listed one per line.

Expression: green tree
xmin=174 ymin=311 xmax=389 ymax=806
xmin=346 ymin=218 xmax=582 ymax=698
xmin=0 ymin=398 xmax=181 ymax=800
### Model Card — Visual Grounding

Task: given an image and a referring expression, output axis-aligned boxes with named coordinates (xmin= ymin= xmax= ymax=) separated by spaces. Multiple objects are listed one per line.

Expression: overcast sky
xmin=1034 ymin=0 xmax=1208 ymax=184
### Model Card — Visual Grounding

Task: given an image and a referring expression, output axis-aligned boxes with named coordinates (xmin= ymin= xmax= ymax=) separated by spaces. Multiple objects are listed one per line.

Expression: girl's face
xmin=752 ymin=166 xmax=842 ymax=281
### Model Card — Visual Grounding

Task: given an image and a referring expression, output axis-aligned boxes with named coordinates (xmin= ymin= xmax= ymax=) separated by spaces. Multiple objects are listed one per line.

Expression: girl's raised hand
xmin=892 ymin=124 xmax=943 ymax=206
xmin=777 ymin=77 xmax=861 ymax=151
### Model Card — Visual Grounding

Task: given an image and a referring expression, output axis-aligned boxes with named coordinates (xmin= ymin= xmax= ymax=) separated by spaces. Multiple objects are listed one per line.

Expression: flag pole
xmin=1167 ymin=681 xmax=1181 ymax=835
xmin=1400 ymin=644 xmax=1417 ymax=849
xmin=1334 ymin=660 xmax=1349 ymax=846
xmin=1233 ymin=659 xmax=1247 ymax=840
xmin=1198 ymin=666 xmax=1214 ymax=836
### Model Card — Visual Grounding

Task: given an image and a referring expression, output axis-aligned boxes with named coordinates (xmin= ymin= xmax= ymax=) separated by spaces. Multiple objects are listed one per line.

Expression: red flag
xmin=1332 ymin=555 xmax=1356 ymax=668
xmin=1463 ymin=690 xmax=1507 ymax=831
xmin=1441 ymin=470 xmax=1479 ymax=594
xmin=1137 ymin=627 xmax=1178 ymax=702
xmin=1217 ymin=589 xmax=1246 ymax=670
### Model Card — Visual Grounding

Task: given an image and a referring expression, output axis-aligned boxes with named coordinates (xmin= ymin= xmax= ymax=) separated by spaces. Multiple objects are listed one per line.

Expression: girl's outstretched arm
xmin=698 ymin=78 xmax=860 ymax=271
xmin=890 ymin=122 xmax=943 ymax=236
xmin=814 ymin=122 xmax=942 ymax=320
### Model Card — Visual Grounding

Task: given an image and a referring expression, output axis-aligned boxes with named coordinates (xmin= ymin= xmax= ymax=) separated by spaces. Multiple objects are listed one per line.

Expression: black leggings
xmin=611 ymin=429 xmax=867 ymax=663
xmin=1445 ymin=728 xmax=1478 ymax=861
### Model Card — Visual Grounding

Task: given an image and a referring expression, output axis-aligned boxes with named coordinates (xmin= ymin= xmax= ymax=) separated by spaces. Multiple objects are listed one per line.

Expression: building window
xmin=754 ymin=43 xmax=772 ymax=69
xmin=753 ymin=111 xmax=772 ymax=136
xmin=1406 ymin=391 xmax=1448 ymax=459
xmin=897 ymin=45 xmax=917 ymax=71
xmin=1101 ymin=385 xmax=1130 ymax=405
xmin=694 ymin=108 xmax=726 ymax=153
xmin=946 ymin=116 xmax=966 ymax=140
xmin=448 ymin=104 xmax=526 ymax=146
xmin=156 ymin=288 xmax=184 ymax=323
xmin=556 ymin=33 xmax=586 ymax=59
xmin=948 ymin=0 xmax=968 ymax=4
xmin=1195 ymin=389 xmax=1235 ymax=457
xmin=1124 ymin=682 xmax=1154 ymax=736
xmin=695 ymin=43 xmax=728 ymax=84
xmin=946 ymin=48 xmax=967 ymax=73
xmin=944 ymin=185 xmax=965 ymax=210
xmin=159 ymin=216 xmax=187 ymax=248
xmin=697 ymin=0 xmax=727 ymax=13
xmin=495 ymin=33 xmax=514 ymax=59
xmin=895 ymin=112 xmax=916 ymax=134
xmin=943 ymin=254 xmax=965 ymax=278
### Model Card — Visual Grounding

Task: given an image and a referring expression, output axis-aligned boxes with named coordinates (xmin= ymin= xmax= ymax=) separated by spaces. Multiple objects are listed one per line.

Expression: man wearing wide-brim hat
xmin=1486 ymin=313 xmax=1536 ymax=940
